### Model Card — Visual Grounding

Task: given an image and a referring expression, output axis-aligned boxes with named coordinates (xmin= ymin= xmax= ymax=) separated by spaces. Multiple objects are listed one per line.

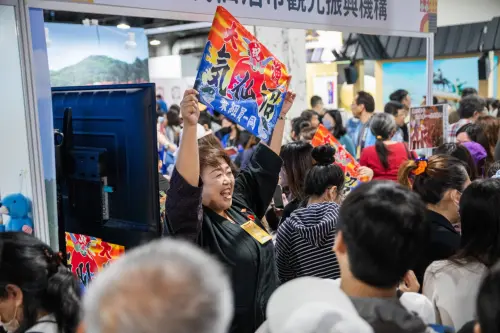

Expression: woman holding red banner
xmin=166 ymin=89 xmax=296 ymax=333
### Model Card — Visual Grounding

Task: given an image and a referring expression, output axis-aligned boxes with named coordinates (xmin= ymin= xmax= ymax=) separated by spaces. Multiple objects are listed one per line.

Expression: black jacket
xmin=414 ymin=210 xmax=461 ymax=284
xmin=166 ymin=144 xmax=282 ymax=333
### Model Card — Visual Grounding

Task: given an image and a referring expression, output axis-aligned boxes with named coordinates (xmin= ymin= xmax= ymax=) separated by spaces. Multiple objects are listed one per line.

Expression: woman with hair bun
xmin=398 ymin=155 xmax=471 ymax=284
xmin=0 ymin=232 xmax=81 ymax=333
xmin=359 ymin=113 xmax=414 ymax=181
xmin=275 ymin=144 xmax=345 ymax=283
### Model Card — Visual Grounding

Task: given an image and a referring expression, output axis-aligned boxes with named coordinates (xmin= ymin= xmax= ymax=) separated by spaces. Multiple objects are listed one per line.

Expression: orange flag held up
xmin=311 ymin=124 xmax=368 ymax=195
xmin=194 ymin=6 xmax=291 ymax=142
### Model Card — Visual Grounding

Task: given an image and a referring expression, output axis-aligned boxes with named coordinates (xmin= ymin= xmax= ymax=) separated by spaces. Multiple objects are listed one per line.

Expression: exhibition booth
xmin=0 ymin=0 xmax=437 ymax=251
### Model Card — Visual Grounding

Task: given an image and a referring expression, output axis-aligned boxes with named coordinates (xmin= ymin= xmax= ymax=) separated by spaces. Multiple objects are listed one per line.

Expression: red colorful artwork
xmin=65 ymin=232 xmax=125 ymax=290
xmin=311 ymin=124 xmax=367 ymax=194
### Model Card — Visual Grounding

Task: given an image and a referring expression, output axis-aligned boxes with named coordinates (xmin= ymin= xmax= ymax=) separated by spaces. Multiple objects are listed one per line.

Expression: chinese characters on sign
xmin=197 ymin=0 xmax=388 ymax=21
xmin=65 ymin=232 xmax=125 ymax=291
xmin=195 ymin=6 xmax=291 ymax=141
xmin=311 ymin=124 xmax=367 ymax=195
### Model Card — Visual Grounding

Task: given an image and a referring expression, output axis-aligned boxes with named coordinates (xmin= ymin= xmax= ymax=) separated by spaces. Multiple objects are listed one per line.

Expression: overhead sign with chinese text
xmin=195 ymin=6 xmax=291 ymax=141
xmin=88 ymin=0 xmax=437 ymax=34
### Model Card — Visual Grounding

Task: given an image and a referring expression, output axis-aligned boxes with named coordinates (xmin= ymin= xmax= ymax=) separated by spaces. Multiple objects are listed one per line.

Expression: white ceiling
xmin=438 ymin=0 xmax=500 ymax=26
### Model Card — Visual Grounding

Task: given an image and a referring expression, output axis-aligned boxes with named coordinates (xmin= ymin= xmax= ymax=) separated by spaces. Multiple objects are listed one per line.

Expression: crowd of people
xmin=4 ymin=87 xmax=500 ymax=333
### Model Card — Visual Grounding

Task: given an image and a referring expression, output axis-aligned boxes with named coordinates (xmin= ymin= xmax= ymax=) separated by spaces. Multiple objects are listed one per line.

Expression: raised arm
xmin=165 ymin=90 xmax=203 ymax=241
xmin=269 ymin=91 xmax=296 ymax=155
xmin=176 ymin=89 xmax=200 ymax=186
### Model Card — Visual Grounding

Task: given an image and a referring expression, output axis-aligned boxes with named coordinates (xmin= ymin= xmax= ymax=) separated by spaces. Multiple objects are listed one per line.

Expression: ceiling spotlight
xmin=149 ymin=39 xmax=161 ymax=46
xmin=117 ymin=21 xmax=130 ymax=30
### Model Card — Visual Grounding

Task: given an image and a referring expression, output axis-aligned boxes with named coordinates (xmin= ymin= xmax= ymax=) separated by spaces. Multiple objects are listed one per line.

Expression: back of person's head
xmin=458 ymin=95 xmax=485 ymax=119
xmin=476 ymin=115 xmax=499 ymax=152
xmin=455 ymin=179 xmax=500 ymax=267
xmin=83 ymin=238 xmax=233 ymax=333
xmin=280 ymin=141 xmax=314 ymax=200
xmin=370 ymin=113 xmax=397 ymax=169
xmin=389 ymin=89 xmax=409 ymax=104
xmin=336 ymin=181 xmax=428 ymax=288
xmin=487 ymin=161 xmax=500 ymax=178
xmin=300 ymin=110 xmax=316 ymax=121
xmin=384 ymin=101 xmax=405 ymax=117
xmin=324 ymin=110 xmax=347 ymax=139
xmin=304 ymin=145 xmax=345 ymax=201
xmin=169 ymin=104 xmax=180 ymax=113
xmin=457 ymin=123 xmax=492 ymax=173
xmin=299 ymin=126 xmax=317 ymax=142
xmin=434 ymin=143 xmax=479 ymax=180
xmin=461 ymin=87 xmax=478 ymax=98
xmin=310 ymin=95 xmax=323 ymax=109
xmin=432 ymin=96 xmax=439 ymax=105
xmin=0 ymin=233 xmax=80 ymax=333
xmin=166 ymin=109 xmax=181 ymax=127
xmin=476 ymin=261 xmax=500 ymax=333
xmin=198 ymin=111 xmax=212 ymax=131
xmin=291 ymin=117 xmax=311 ymax=140
xmin=356 ymin=91 xmax=375 ymax=113
xmin=398 ymin=155 xmax=469 ymax=205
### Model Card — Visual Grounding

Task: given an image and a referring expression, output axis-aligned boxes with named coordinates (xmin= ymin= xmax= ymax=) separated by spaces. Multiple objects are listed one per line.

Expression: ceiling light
xmin=117 ymin=22 xmax=130 ymax=30
xmin=149 ymin=39 xmax=161 ymax=46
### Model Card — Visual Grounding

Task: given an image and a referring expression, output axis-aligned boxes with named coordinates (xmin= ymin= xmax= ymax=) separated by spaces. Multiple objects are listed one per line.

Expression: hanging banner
xmin=86 ymin=0 xmax=437 ymax=34
xmin=195 ymin=6 xmax=291 ymax=141
xmin=65 ymin=232 xmax=125 ymax=291
xmin=311 ymin=124 xmax=367 ymax=195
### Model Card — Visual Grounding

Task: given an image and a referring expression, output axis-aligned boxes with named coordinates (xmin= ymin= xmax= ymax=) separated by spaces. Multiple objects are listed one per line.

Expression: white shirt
xmin=423 ymin=260 xmax=488 ymax=329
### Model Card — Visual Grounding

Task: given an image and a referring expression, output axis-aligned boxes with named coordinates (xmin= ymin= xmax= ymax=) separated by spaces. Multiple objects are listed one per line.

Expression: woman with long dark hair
xmin=279 ymin=141 xmax=314 ymax=223
xmin=398 ymin=155 xmax=471 ymax=284
xmin=275 ymin=145 xmax=345 ymax=282
xmin=0 ymin=233 xmax=80 ymax=333
xmin=359 ymin=113 xmax=413 ymax=181
xmin=322 ymin=110 xmax=356 ymax=157
xmin=423 ymin=179 xmax=500 ymax=329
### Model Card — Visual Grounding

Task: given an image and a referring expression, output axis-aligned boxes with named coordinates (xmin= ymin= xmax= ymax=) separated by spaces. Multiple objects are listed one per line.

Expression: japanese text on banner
xmin=194 ymin=6 xmax=291 ymax=141
xmin=194 ymin=0 xmax=388 ymax=21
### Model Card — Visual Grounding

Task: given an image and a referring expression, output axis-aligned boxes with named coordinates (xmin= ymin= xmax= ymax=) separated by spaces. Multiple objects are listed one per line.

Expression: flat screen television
xmin=52 ymin=84 xmax=160 ymax=250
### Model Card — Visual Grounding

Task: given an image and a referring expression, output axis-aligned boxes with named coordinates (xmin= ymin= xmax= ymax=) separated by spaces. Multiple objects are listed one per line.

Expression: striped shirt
xmin=275 ymin=202 xmax=341 ymax=283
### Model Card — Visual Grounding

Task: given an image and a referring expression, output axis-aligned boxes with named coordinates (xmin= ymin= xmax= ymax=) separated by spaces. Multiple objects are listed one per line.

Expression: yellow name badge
xmin=241 ymin=221 xmax=272 ymax=245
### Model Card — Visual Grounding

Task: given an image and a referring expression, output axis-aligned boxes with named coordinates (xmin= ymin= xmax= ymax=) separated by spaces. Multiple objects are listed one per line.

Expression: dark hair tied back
xmin=311 ymin=145 xmax=336 ymax=166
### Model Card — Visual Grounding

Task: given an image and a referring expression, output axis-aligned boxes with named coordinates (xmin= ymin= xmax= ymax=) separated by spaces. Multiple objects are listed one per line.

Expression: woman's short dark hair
xmin=398 ymin=155 xmax=469 ymax=205
xmin=291 ymin=117 xmax=311 ymax=140
xmin=168 ymin=104 xmax=180 ymax=113
xmin=166 ymin=109 xmax=181 ymax=127
xmin=280 ymin=141 xmax=314 ymax=200
xmin=453 ymin=179 xmax=500 ymax=267
xmin=304 ymin=145 xmax=344 ymax=197
xmin=199 ymin=143 xmax=232 ymax=173
xmin=370 ymin=113 xmax=397 ymax=169
xmin=300 ymin=110 xmax=319 ymax=122
xmin=0 ymin=233 xmax=80 ymax=333
xmin=324 ymin=110 xmax=347 ymax=139
xmin=433 ymin=143 xmax=479 ymax=180
xmin=389 ymin=89 xmax=408 ymax=104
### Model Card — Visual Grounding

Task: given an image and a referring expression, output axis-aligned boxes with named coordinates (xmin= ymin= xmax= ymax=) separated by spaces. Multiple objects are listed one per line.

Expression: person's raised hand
xmin=357 ymin=166 xmax=374 ymax=181
xmin=180 ymin=89 xmax=200 ymax=127
xmin=399 ymin=270 xmax=420 ymax=293
xmin=281 ymin=90 xmax=297 ymax=116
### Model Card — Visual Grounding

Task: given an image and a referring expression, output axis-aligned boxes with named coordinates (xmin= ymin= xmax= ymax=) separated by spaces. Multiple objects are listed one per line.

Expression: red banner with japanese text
xmin=311 ymin=124 xmax=367 ymax=194
xmin=195 ymin=6 xmax=291 ymax=142
xmin=65 ymin=232 xmax=125 ymax=291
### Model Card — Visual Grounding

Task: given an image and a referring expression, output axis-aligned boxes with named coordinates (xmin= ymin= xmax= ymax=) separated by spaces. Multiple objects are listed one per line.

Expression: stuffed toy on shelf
xmin=0 ymin=193 xmax=34 ymax=234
